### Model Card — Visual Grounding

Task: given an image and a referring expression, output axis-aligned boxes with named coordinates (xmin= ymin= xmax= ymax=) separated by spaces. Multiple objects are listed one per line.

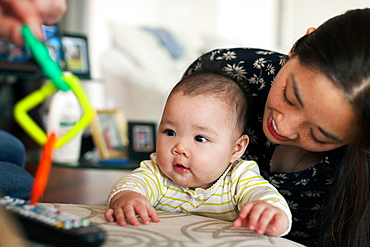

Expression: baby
xmin=105 ymin=72 xmax=292 ymax=236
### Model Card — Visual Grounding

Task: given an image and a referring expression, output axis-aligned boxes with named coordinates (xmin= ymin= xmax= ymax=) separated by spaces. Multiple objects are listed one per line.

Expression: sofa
xmin=101 ymin=21 xmax=246 ymax=123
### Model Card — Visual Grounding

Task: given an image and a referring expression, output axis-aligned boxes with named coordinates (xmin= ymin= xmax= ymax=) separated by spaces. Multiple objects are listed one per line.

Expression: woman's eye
xmin=308 ymin=131 xmax=326 ymax=146
xmin=282 ymin=86 xmax=294 ymax=106
xmin=194 ymin=135 xmax=208 ymax=143
xmin=164 ymin=129 xmax=176 ymax=136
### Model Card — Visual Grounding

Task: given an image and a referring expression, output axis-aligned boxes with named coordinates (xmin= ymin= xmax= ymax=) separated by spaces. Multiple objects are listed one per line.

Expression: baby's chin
xmin=161 ymin=168 xmax=215 ymax=189
xmin=175 ymin=179 xmax=213 ymax=190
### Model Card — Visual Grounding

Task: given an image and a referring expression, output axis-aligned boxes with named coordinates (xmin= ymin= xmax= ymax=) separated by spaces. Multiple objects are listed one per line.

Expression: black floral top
xmin=184 ymin=48 xmax=339 ymax=246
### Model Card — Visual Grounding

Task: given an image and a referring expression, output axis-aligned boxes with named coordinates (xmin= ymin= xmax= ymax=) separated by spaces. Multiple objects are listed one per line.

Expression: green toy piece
xmin=21 ymin=25 xmax=70 ymax=91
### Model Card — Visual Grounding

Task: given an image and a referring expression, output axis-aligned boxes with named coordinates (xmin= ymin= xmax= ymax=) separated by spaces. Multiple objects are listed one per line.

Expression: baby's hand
xmin=232 ymin=201 xmax=289 ymax=236
xmin=104 ymin=190 xmax=160 ymax=226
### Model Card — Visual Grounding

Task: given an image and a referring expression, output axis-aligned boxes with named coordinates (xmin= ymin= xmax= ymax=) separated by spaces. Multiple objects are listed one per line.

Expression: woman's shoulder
xmin=200 ymin=47 xmax=287 ymax=60
xmin=185 ymin=47 xmax=287 ymax=75
xmin=185 ymin=47 xmax=287 ymax=96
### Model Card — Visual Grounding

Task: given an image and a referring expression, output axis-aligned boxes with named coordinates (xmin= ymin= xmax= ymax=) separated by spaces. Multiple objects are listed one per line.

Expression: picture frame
xmin=90 ymin=109 xmax=128 ymax=159
xmin=128 ymin=122 xmax=156 ymax=160
xmin=0 ymin=25 xmax=64 ymax=75
xmin=61 ymin=33 xmax=91 ymax=79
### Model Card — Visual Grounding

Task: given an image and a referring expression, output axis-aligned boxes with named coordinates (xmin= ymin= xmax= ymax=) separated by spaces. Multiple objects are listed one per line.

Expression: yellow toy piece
xmin=14 ymin=72 xmax=94 ymax=148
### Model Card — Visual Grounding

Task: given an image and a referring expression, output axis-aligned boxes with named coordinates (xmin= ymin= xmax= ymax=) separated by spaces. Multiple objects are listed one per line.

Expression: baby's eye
xmin=164 ymin=129 xmax=176 ymax=136
xmin=194 ymin=135 xmax=208 ymax=143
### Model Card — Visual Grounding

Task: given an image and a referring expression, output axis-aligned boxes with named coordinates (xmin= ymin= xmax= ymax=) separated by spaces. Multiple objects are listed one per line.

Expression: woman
xmin=184 ymin=8 xmax=370 ymax=246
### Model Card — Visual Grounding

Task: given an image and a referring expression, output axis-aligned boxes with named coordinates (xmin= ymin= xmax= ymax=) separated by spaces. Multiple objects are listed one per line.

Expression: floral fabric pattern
xmin=184 ymin=48 xmax=338 ymax=246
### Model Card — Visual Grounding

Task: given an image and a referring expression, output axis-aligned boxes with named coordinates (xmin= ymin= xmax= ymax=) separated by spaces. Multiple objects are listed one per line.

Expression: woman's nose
xmin=276 ymin=111 xmax=304 ymax=140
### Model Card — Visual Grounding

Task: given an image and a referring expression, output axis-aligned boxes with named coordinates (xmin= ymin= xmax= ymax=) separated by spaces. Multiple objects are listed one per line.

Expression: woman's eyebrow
xmin=291 ymin=75 xmax=304 ymax=107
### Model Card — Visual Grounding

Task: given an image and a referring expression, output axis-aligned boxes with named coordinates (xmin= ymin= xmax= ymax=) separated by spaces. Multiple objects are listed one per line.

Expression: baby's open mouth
xmin=174 ymin=164 xmax=190 ymax=173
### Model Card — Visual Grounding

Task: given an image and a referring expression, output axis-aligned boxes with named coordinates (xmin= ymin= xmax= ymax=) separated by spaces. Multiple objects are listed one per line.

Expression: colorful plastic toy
xmin=12 ymin=26 xmax=95 ymax=203
xmin=30 ymin=132 xmax=56 ymax=204
xmin=14 ymin=25 xmax=94 ymax=148
xmin=14 ymin=72 xmax=94 ymax=148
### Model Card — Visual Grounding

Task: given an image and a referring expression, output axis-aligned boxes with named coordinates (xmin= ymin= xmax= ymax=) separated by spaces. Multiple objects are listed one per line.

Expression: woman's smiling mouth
xmin=268 ymin=115 xmax=290 ymax=141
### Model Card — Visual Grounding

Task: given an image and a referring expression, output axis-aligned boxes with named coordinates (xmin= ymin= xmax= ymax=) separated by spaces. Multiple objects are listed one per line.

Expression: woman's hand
xmin=0 ymin=0 xmax=67 ymax=44
xmin=104 ymin=190 xmax=160 ymax=226
xmin=233 ymin=201 xmax=289 ymax=237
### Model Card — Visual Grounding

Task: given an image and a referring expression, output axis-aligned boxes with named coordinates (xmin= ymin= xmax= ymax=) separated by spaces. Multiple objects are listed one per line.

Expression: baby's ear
xmin=230 ymin=134 xmax=249 ymax=163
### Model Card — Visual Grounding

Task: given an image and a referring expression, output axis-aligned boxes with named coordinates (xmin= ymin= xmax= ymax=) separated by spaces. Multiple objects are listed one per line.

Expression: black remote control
xmin=0 ymin=196 xmax=106 ymax=247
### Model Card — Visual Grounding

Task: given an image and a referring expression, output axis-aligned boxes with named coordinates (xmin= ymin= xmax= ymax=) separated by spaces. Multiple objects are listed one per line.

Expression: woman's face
xmin=263 ymin=57 xmax=355 ymax=152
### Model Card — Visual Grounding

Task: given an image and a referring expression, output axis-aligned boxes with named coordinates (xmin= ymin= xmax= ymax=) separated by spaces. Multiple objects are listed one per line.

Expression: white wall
xmin=279 ymin=0 xmax=370 ymax=52
xmin=62 ymin=0 xmax=370 ymax=79
xmin=217 ymin=0 xmax=279 ymax=49
xmin=83 ymin=0 xmax=279 ymax=79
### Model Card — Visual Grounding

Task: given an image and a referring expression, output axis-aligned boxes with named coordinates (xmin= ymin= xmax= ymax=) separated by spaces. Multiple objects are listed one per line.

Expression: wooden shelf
xmin=26 ymin=161 xmax=132 ymax=205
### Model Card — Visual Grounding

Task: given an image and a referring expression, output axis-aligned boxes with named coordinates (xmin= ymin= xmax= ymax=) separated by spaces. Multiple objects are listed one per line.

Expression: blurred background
xmin=55 ymin=0 xmax=369 ymax=124
xmin=60 ymin=0 xmax=370 ymax=79
xmin=1 ymin=0 xmax=368 ymax=152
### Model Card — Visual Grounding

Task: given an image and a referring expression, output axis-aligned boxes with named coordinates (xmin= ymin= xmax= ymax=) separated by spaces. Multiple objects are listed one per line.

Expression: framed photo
xmin=0 ymin=25 xmax=64 ymax=75
xmin=90 ymin=109 xmax=128 ymax=159
xmin=42 ymin=25 xmax=66 ymax=70
xmin=61 ymin=33 xmax=90 ymax=79
xmin=128 ymin=122 xmax=156 ymax=160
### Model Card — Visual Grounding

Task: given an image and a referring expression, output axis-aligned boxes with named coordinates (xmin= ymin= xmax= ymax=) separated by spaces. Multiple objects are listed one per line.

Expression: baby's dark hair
xmin=169 ymin=72 xmax=249 ymax=135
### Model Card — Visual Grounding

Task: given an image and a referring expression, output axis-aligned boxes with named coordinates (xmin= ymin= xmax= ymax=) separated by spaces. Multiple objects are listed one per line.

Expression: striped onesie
xmin=108 ymin=153 xmax=292 ymax=236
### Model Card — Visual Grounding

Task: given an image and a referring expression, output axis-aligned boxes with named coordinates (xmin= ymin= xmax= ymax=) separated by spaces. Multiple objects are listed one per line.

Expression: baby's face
xmin=156 ymin=92 xmax=242 ymax=189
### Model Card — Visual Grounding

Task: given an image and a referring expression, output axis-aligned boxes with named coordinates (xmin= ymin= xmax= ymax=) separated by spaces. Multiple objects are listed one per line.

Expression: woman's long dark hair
xmin=293 ymin=8 xmax=370 ymax=246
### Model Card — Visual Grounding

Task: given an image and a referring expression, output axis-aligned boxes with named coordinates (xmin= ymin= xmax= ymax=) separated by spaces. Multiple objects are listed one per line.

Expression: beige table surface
xmin=41 ymin=203 xmax=305 ymax=247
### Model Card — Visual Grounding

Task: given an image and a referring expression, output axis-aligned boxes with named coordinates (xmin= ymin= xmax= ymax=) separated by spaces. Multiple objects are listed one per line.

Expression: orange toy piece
xmin=30 ymin=132 xmax=57 ymax=205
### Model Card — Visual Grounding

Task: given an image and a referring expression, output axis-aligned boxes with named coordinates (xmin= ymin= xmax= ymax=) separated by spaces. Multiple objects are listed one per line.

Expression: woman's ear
xmin=230 ymin=134 xmax=249 ymax=163
xmin=305 ymin=27 xmax=316 ymax=35
xmin=288 ymin=27 xmax=316 ymax=57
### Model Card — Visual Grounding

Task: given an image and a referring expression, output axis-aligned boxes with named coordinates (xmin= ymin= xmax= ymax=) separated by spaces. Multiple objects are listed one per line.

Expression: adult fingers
xmin=35 ymin=0 xmax=67 ymax=25
xmin=1 ymin=0 xmax=43 ymax=42
xmin=0 ymin=15 xmax=22 ymax=44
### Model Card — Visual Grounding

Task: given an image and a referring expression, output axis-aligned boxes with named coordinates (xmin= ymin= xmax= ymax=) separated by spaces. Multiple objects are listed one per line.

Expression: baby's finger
xmin=265 ymin=214 xmax=285 ymax=235
xmin=232 ymin=217 xmax=246 ymax=228
xmin=246 ymin=203 xmax=266 ymax=230
xmin=123 ymin=206 xmax=140 ymax=226
xmin=134 ymin=203 xmax=150 ymax=225
xmin=238 ymin=202 xmax=254 ymax=218
xmin=148 ymin=206 xmax=160 ymax=223
xmin=113 ymin=208 xmax=127 ymax=226
xmin=256 ymin=209 xmax=275 ymax=234
xmin=104 ymin=208 xmax=115 ymax=222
